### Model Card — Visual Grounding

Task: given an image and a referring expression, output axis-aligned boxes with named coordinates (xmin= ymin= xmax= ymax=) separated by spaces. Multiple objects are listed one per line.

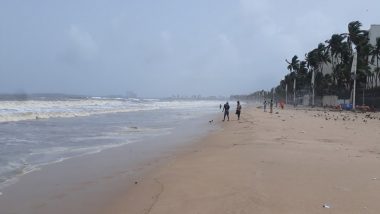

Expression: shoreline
xmin=0 ymin=112 xmax=219 ymax=214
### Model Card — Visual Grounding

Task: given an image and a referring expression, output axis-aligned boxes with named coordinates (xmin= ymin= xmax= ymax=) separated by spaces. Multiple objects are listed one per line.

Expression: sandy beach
xmin=1 ymin=106 xmax=380 ymax=214
xmin=104 ymin=106 xmax=380 ymax=214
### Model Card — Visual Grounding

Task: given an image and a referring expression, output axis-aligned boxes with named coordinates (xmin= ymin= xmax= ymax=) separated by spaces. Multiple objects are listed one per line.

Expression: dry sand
xmin=104 ymin=106 xmax=380 ymax=214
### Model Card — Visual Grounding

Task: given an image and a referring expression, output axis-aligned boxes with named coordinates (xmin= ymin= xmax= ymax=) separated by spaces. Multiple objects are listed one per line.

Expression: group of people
xmin=218 ymin=99 xmax=284 ymax=122
xmin=263 ymin=99 xmax=274 ymax=113
xmin=219 ymin=101 xmax=241 ymax=122
xmin=263 ymin=99 xmax=285 ymax=112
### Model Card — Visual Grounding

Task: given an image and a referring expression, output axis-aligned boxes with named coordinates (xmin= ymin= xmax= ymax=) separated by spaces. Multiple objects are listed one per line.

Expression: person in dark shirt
xmin=270 ymin=99 xmax=273 ymax=113
xmin=222 ymin=102 xmax=230 ymax=121
xmin=236 ymin=101 xmax=242 ymax=120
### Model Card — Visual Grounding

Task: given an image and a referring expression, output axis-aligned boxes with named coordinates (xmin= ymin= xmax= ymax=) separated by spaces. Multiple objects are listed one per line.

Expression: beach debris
xmin=275 ymin=112 xmax=279 ymax=114
xmin=209 ymin=120 xmax=214 ymax=124
xmin=300 ymin=131 xmax=305 ymax=133
xmin=372 ymin=177 xmax=377 ymax=180
xmin=134 ymin=181 xmax=139 ymax=184
xmin=322 ymin=203 xmax=331 ymax=208
xmin=130 ymin=126 xmax=138 ymax=129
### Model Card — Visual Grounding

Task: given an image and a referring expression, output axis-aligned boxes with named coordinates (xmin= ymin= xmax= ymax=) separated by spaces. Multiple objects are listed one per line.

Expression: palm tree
xmin=317 ymin=43 xmax=331 ymax=75
xmin=286 ymin=55 xmax=300 ymax=104
xmin=370 ymin=37 xmax=380 ymax=88
xmin=305 ymin=42 xmax=341 ymax=101
xmin=296 ymin=60 xmax=309 ymax=90
xmin=286 ymin=55 xmax=300 ymax=74
xmin=285 ymin=55 xmax=300 ymax=90
xmin=306 ymin=44 xmax=330 ymax=74
xmin=358 ymin=31 xmax=371 ymax=82
xmin=345 ymin=21 xmax=371 ymax=90
xmin=336 ymin=41 xmax=353 ymax=91
xmin=360 ymin=42 xmax=374 ymax=88
xmin=347 ymin=21 xmax=365 ymax=52
xmin=326 ymin=34 xmax=345 ymax=68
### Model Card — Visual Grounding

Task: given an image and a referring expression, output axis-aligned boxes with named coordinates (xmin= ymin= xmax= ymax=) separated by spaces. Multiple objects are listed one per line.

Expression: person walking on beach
xmin=263 ymin=100 xmax=267 ymax=112
xmin=222 ymin=102 xmax=230 ymax=121
xmin=270 ymin=99 xmax=273 ymax=113
xmin=236 ymin=101 xmax=242 ymax=120
xmin=280 ymin=101 xmax=284 ymax=109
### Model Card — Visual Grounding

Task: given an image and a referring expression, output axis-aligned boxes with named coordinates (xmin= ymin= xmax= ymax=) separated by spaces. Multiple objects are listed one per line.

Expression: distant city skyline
xmin=1 ymin=0 xmax=379 ymax=98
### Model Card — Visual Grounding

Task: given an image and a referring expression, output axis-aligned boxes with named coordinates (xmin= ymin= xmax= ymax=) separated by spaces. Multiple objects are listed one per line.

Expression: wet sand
xmin=104 ymin=107 xmax=380 ymax=214
xmin=0 ymin=114 xmax=218 ymax=214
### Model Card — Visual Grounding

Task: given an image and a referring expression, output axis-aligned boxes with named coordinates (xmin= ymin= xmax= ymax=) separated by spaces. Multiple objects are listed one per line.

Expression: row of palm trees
xmin=274 ymin=21 xmax=380 ymax=103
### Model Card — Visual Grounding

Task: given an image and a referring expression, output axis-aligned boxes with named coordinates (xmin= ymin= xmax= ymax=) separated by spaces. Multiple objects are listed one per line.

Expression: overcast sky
xmin=0 ymin=0 xmax=379 ymax=98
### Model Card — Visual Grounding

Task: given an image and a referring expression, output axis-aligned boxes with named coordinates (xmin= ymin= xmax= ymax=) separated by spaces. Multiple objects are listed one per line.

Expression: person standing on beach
xmin=219 ymin=104 xmax=222 ymax=110
xmin=270 ymin=99 xmax=273 ymax=113
xmin=222 ymin=102 xmax=230 ymax=121
xmin=263 ymin=100 xmax=267 ymax=112
xmin=236 ymin=101 xmax=242 ymax=120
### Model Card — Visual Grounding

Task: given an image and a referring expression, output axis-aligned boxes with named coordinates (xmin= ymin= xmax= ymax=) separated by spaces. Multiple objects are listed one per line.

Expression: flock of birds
xmin=312 ymin=111 xmax=380 ymax=123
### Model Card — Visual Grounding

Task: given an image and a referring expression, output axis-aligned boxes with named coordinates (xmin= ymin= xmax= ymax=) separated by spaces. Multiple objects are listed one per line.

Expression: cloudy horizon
xmin=0 ymin=0 xmax=379 ymax=98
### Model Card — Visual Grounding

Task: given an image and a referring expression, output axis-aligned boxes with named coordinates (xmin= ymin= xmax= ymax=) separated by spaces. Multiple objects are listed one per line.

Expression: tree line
xmin=270 ymin=21 xmax=380 ymax=103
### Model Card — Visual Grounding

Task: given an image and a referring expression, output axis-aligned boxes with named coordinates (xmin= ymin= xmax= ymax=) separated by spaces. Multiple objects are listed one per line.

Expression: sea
xmin=0 ymin=95 xmax=222 ymax=191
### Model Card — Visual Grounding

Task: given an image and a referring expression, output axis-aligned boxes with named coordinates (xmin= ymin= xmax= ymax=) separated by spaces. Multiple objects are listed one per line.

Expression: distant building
xmin=125 ymin=91 xmax=137 ymax=98
xmin=369 ymin=24 xmax=380 ymax=46
xmin=368 ymin=25 xmax=380 ymax=88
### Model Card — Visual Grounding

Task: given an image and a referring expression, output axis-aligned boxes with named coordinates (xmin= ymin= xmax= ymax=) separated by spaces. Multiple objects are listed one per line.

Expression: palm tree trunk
xmin=377 ymin=57 xmax=379 ymax=88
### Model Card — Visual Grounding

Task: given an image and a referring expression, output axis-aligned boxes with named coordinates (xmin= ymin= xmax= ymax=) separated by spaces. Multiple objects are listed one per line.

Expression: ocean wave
xmin=0 ymin=99 xmax=221 ymax=192
xmin=0 ymin=99 xmax=153 ymax=122
xmin=0 ymin=99 xmax=221 ymax=123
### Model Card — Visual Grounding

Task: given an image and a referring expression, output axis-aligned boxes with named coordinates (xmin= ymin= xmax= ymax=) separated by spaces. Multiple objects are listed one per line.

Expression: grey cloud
xmin=0 ymin=0 xmax=379 ymax=97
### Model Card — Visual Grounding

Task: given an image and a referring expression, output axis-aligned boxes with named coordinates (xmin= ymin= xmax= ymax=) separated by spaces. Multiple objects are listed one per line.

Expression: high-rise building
xmin=369 ymin=25 xmax=380 ymax=46
xmin=367 ymin=25 xmax=380 ymax=88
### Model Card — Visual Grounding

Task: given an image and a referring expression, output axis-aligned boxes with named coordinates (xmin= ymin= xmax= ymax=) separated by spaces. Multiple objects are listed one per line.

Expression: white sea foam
xmin=0 ymin=98 xmax=222 ymax=190
xmin=0 ymin=98 xmax=221 ymax=123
